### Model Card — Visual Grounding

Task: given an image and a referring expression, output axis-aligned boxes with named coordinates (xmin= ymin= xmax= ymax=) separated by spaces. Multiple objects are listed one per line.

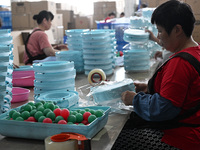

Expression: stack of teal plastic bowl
xmin=65 ymin=29 xmax=89 ymax=51
xmin=82 ymin=30 xmax=114 ymax=76
xmin=65 ymin=29 xmax=89 ymax=73
xmin=56 ymin=50 xmax=84 ymax=73
xmin=33 ymin=61 xmax=76 ymax=97
xmin=123 ymin=28 xmax=150 ymax=72
xmin=0 ymin=29 xmax=13 ymax=113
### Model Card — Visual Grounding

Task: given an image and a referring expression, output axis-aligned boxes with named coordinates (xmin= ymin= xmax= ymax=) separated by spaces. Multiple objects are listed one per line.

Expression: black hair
xmin=33 ymin=10 xmax=54 ymax=24
xmin=120 ymin=12 xmax=125 ymax=16
xmin=151 ymin=0 xmax=195 ymax=37
xmin=141 ymin=3 xmax=148 ymax=8
xmin=108 ymin=12 xmax=116 ymax=17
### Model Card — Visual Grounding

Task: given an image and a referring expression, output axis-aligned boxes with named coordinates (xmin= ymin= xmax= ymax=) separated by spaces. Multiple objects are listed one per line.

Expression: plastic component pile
xmin=0 ymin=29 xmax=13 ymax=113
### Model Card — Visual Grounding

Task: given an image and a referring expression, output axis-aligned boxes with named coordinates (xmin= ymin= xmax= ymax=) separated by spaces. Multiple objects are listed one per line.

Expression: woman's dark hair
xmin=108 ymin=12 xmax=116 ymax=17
xmin=151 ymin=0 xmax=196 ymax=37
xmin=33 ymin=10 xmax=54 ymax=24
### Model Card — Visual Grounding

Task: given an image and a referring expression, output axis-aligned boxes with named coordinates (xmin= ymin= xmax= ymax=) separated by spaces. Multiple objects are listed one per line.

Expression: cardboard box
xmin=75 ymin=16 xmax=90 ymax=29
xmin=17 ymin=45 xmax=25 ymax=65
xmin=11 ymin=2 xmax=31 ymax=14
xmin=52 ymin=14 xmax=63 ymax=26
xmin=185 ymin=0 xmax=200 ymax=14
xmin=56 ymin=10 xmax=74 ymax=32
xmin=12 ymin=14 xmax=31 ymax=30
xmin=193 ymin=14 xmax=200 ymax=43
xmin=30 ymin=1 xmax=56 ymax=15
xmin=51 ymin=26 xmax=64 ymax=44
xmin=94 ymin=1 xmax=116 ymax=8
xmin=56 ymin=3 xmax=71 ymax=10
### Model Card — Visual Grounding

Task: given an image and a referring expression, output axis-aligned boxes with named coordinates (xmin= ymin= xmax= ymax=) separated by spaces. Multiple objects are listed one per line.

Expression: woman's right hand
xmin=121 ymin=91 xmax=137 ymax=106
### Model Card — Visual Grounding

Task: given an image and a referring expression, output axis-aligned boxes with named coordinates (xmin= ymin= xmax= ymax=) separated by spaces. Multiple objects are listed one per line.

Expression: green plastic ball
xmin=15 ymin=116 xmax=24 ymax=121
xmin=38 ymin=116 xmax=46 ymax=122
xmin=79 ymin=110 xmax=86 ymax=115
xmin=30 ymin=109 xmax=37 ymax=116
xmin=35 ymin=102 xmax=43 ymax=108
xmin=94 ymin=110 xmax=103 ymax=117
xmin=21 ymin=111 xmax=30 ymax=120
xmin=67 ymin=115 xmax=76 ymax=123
xmin=46 ymin=103 xmax=55 ymax=111
xmin=37 ymin=106 xmax=45 ymax=112
xmin=9 ymin=109 xmax=17 ymax=118
xmin=43 ymin=108 xmax=52 ymax=116
xmin=75 ymin=113 xmax=83 ymax=123
xmin=46 ymin=111 xmax=56 ymax=121
xmin=34 ymin=111 xmax=43 ymax=121
xmin=24 ymin=104 xmax=32 ymax=112
xmin=55 ymin=116 xmax=64 ymax=123
xmin=12 ymin=112 xmax=21 ymax=120
xmin=88 ymin=115 xmax=97 ymax=123
xmin=89 ymin=109 xmax=95 ymax=115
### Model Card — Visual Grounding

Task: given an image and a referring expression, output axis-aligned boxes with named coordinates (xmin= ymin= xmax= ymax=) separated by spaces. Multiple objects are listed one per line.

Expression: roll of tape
xmin=45 ymin=136 xmax=78 ymax=150
xmin=88 ymin=69 xmax=106 ymax=86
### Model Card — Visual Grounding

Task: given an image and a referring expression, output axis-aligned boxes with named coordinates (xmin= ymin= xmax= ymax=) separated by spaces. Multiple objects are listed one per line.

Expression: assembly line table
xmin=0 ymin=64 xmax=157 ymax=150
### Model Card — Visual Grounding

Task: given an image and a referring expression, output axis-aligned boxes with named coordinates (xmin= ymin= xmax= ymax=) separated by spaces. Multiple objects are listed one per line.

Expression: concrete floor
xmin=0 ymin=62 xmax=158 ymax=150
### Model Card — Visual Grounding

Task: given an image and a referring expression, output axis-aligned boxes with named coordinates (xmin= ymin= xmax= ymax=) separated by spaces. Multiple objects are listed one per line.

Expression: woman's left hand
xmin=121 ymin=91 xmax=137 ymax=106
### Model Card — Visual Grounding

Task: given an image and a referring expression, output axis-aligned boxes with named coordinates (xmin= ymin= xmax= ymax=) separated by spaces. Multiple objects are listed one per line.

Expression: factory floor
xmin=0 ymin=61 xmax=159 ymax=150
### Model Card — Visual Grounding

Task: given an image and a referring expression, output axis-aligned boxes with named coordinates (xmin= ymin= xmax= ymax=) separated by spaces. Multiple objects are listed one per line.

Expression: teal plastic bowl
xmin=33 ymin=61 xmax=74 ymax=73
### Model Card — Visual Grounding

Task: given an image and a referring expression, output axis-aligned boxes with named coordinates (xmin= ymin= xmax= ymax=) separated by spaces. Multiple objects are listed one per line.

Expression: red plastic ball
xmin=53 ymin=108 xmax=62 ymax=117
xmin=58 ymin=120 xmax=67 ymax=124
xmin=43 ymin=118 xmax=52 ymax=123
xmin=60 ymin=109 xmax=70 ymax=120
xmin=83 ymin=112 xmax=91 ymax=121
xmin=25 ymin=116 xmax=37 ymax=122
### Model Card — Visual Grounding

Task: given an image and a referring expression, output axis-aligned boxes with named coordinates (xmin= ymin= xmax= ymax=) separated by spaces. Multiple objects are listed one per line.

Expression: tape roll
xmin=88 ymin=69 xmax=106 ymax=86
xmin=45 ymin=136 xmax=78 ymax=150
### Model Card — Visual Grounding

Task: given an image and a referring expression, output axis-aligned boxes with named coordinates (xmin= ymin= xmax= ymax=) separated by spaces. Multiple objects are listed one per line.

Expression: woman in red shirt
xmin=113 ymin=1 xmax=200 ymax=150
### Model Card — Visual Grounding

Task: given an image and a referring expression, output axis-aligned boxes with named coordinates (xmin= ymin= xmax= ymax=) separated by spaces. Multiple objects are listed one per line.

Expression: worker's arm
xmin=43 ymin=47 xmax=59 ymax=56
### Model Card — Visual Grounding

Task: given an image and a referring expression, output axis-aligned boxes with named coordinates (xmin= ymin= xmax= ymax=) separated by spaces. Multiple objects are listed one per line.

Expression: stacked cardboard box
xmin=93 ymin=1 xmax=116 ymax=29
xmin=56 ymin=9 xmax=75 ymax=33
xmin=12 ymin=1 xmax=56 ymax=30
xmin=74 ymin=15 xmax=90 ymax=29
xmin=185 ymin=0 xmax=200 ymax=43
xmin=11 ymin=1 xmax=64 ymax=44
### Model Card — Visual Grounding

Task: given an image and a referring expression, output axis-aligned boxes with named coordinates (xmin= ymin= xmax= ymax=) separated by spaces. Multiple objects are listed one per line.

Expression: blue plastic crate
xmin=0 ymin=11 xmax=12 ymax=30
xmin=0 ymin=105 xmax=111 ymax=139
xmin=97 ymin=23 xmax=112 ymax=29
xmin=111 ymin=23 xmax=130 ymax=43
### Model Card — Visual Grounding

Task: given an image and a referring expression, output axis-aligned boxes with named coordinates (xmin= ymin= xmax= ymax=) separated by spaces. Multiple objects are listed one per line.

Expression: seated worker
xmin=23 ymin=10 xmax=68 ymax=65
xmin=117 ymin=1 xmax=200 ymax=150
xmin=105 ymin=12 xmax=116 ymax=22
xmin=120 ymin=12 xmax=125 ymax=18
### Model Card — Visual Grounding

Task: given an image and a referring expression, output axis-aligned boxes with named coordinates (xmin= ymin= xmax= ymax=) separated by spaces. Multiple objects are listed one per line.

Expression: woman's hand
xmin=134 ymin=82 xmax=148 ymax=93
xmin=121 ymin=91 xmax=137 ymax=106
xmin=54 ymin=44 xmax=68 ymax=50
xmin=13 ymin=63 xmax=19 ymax=69
xmin=154 ymin=51 xmax=163 ymax=60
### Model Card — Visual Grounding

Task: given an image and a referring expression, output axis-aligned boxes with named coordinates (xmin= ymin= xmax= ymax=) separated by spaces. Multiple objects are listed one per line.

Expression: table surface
xmin=0 ymin=63 xmax=158 ymax=150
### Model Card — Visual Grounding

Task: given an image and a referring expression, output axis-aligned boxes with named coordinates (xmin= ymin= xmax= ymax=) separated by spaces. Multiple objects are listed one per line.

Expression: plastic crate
xmin=97 ymin=23 xmax=112 ymax=29
xmin=0 ymin=105 xmax=111 ymax=140
xmin=0 ymin=11 xmax=12 ymax=30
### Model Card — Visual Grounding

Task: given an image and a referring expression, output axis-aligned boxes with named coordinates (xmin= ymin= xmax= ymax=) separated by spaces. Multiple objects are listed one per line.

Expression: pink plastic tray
xmin=11 ymin=87 xmax=30 ymax=103
xmin=12 ymin=70 xmax=35 ymax=87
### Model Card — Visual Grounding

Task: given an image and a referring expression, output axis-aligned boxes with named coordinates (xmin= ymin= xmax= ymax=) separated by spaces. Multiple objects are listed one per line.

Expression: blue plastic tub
xmin=0 ymin=106 xmax=111 ymax=140
xmin=97 ymin=23 xmax=112 ymax=29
